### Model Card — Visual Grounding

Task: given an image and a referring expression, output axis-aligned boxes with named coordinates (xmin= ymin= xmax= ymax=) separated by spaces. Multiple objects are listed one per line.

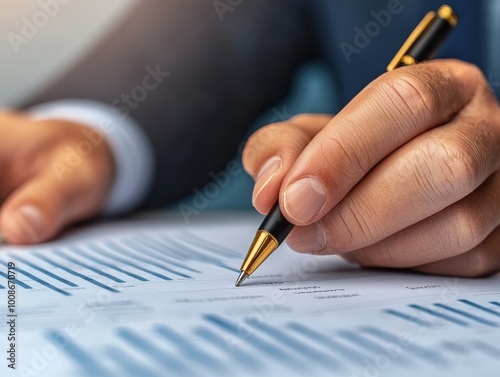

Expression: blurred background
xmin=0 ymin=0 xmax=139 ymax=106
xmin=0 ymin=0 xmax=338 ymax=212
xmin=3 ymin=1 xmax=498 ymax=214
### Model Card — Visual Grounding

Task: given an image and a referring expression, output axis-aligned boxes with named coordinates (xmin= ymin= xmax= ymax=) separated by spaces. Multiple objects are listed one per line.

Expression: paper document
xmin=1 ymin=213 xmax=499 ymax=377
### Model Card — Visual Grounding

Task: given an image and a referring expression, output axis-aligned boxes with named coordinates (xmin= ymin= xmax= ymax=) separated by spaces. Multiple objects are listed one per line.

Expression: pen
xmin=235 ymin=4 xmax=458 ymax=287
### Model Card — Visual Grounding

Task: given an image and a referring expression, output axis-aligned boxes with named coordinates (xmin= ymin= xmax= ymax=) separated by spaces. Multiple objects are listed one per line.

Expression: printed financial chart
xmin=0 ymin=215 xmax=499 ymax=377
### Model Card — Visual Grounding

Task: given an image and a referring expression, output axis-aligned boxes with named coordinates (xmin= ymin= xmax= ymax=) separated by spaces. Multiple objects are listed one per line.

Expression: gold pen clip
xmin=387 ymin=5 xmax=457 ymax=71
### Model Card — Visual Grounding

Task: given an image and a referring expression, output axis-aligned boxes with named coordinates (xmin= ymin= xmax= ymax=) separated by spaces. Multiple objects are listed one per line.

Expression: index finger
xmin=279 ymin=59 xmax=489 ymax=225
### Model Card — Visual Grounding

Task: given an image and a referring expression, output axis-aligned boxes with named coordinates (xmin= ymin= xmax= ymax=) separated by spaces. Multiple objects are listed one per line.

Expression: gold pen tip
xmin=235 ymin=271 xmax=248 ymax=287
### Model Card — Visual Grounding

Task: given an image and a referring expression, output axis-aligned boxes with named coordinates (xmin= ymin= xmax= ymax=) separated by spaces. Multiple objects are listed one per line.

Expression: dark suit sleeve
xmin=26 ymin=0 xmax=316 ymax=209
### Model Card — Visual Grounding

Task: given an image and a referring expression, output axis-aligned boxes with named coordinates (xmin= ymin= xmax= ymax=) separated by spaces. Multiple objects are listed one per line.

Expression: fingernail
xmin=283 ymin=177 xmax=326 ymax=223
xmin=14 ymin=206 xmax=45 ymax=243
xmin=287 ymin=223 xmax=326 ymax=253
xmin=252 ymin=156 xmax=282 ymax=205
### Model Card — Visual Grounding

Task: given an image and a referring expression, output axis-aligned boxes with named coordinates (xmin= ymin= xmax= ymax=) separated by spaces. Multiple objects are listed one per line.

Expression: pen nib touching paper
xmin=235 ymin=271 xmax=248 ymax=286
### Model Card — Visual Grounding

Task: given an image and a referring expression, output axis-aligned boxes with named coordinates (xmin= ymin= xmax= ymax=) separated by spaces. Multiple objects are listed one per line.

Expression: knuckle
xmin=326 ymin=198 xmax=380 ymax=252
xmin=414 ymin=138 xmax=480 ymax=203
xmin=436 ymin=139 xmax=480 ymax=190
xmin=321 ymin=131 xmax=367 ymax=183
xmin=379 ymin=70 xmax=441 ymax=125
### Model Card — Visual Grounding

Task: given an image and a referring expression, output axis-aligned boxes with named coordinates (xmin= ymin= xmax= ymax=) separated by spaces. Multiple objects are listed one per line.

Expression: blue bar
xmin=204 ymin=314 xmax=304 ymax=370
xmin=0 ymin=261 xmax=70 ymax=296
xmin=106 ymin=240 xmax=190 ymax=278
xmin=105 ymin=240 xmax=192 ymax=279
xmin=0 ymin=284 xmax=4 ymax=289
xmin=434 ymin=303 xmax=498 ymax=327
xmin=178 ymin=232 xmax=239 ymax=258
xmin=383 ymin=309 xmax=430 ymax=327
xmin=10 ymin=255 xmax=78 ymax=287
xmin=34 ymin=253 xmax=119 ymax=293
xmin=471 ymin=341 xmax=500 ymax=358
xmin=491 ymin=301 xmax=500 ymax=308
xmin=136 ymin=235 xmax=187 ymax=260
xmin=154 ymin=325 xmax=226 ymax=373
xmin=149 ymin=238 xmax=190 ymax=261
xmin=408 ymin=304 xmax=469 ymax=327
xmin=337 ymin=330 xmax=410 ymax=366
xmin=287 ymin=322 xmax=368 ymax=364
xmin=441 ymin=341 xmax=470 ymax=355
xmin=194 ymin=326 xmax=262 ymax=370
xmin=53 ymin=249 xmax=126 ymax=283
xmin=138 ymin=235 xmax=223 ymax=274
xmin=46 ymin=330 xmax=111 ymax=377
xmin=85 ymin=243 xmax=172 ymax=281
xmin=0 ymin=271 xmax=32 ymax=289
xmin=126 ymin=237 xmax=201 ymax=273
xmin=360 ymin=326 xmax=448 ymax=366
xmin=245 ymin=318 xmax=339 ymax=369
xmin=116 ymin=327 xmax=192 ymax=375
xmin=458 ymin=299 xmax=500 ymax=317
xmin=69 ymin=246 xmax=148 ymax=282
xmin=104 ymin=346 xmax=164 ymax=377
xmin=100 ymin=241 xmax=178 ymax=279
xmin=459 ymin=299 xmax=500 ymax=318
xmin=167 ymin=239 xmax=239 ymax=273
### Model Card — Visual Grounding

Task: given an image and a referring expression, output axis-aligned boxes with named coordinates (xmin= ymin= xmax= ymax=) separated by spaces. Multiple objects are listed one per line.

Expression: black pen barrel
xmin=406 ymin=16 xmax=455 ymax=62
xmin=258 ymin=202 xmax=295 ymax=244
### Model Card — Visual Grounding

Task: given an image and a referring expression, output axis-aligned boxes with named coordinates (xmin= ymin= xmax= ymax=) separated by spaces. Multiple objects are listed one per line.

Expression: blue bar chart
xmin=384 ymin=299 xmax=500 ymax=328
xmin=0 ymin=231 xmax=242 ymax=296
xmin=1 ymin=219 xmax=499 ymax=377
xmin=42 ymin=297 xmax=500 ymax=377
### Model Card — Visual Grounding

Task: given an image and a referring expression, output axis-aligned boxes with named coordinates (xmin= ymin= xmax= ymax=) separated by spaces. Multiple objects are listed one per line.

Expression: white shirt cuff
xmin=28 ymin=99 xmax=155 ymax=215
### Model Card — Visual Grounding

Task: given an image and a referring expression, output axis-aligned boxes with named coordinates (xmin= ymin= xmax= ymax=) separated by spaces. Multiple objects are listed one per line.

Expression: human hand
xmin=0 ymin=111 xmax=115 ymax=244
xmin=243 ymin=60 xmax=500 ymax=277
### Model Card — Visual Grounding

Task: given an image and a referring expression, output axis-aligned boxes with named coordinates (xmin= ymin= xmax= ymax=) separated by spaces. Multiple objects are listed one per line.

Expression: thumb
xmin=0 ymin=167 xmax=107 ymax=244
